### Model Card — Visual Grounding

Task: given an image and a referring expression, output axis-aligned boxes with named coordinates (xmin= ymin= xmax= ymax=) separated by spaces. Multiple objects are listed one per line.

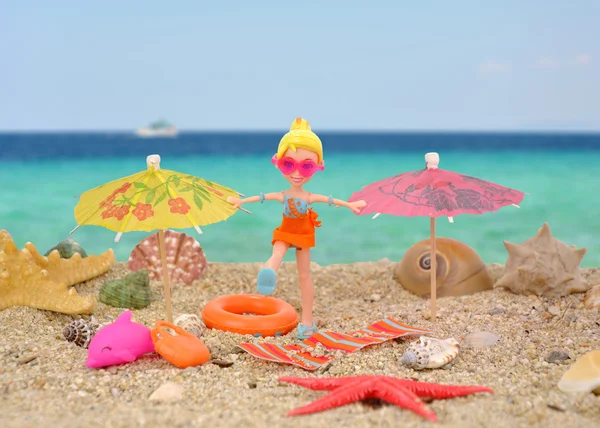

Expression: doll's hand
xmin=348 ymin=200 xmax=367 ymax=213
xmin=227 ymin=196 xmax=242 ymax=209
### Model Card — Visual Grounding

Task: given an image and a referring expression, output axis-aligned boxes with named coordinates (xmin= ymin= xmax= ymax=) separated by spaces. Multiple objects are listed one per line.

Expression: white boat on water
xmin=135 ymin=120 xmax=178 ymax=138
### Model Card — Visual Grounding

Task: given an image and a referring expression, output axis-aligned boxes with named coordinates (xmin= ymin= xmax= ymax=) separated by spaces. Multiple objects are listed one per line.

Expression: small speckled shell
xmin=174 ymin=314 xmax=204 ymax=338
xmin=63 ymin=316 xmax=100 ymax=348
xmin=401 ymin=336 xmax=460 ymax=370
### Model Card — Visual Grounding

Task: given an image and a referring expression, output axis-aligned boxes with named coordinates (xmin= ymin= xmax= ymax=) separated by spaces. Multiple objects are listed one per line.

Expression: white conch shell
xmin=584 ymin=284 xmax=600 ymax=309
xmin=401 ymin=336 xmax=460 ymax=370
xmin=174 ymin=313 xmax=204 ymax=338
xmin=558 ymin=350 xmax=600 ymax=395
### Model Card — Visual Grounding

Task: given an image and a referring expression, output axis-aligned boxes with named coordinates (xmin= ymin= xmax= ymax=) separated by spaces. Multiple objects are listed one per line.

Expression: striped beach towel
xmin=237 ymin=317 xmax=431 ymax=371
xmin=235 ymin=343 xmax=334 ymax=371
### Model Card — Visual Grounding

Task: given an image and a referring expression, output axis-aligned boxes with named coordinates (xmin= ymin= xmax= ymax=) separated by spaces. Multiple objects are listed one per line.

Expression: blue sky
xmin=1 ymin=1 xmax=598 ymax=131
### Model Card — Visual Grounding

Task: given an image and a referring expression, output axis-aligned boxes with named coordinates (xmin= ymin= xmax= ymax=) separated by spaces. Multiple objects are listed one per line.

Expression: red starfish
xmin=278 ymin=375 xmax=494 ymax=422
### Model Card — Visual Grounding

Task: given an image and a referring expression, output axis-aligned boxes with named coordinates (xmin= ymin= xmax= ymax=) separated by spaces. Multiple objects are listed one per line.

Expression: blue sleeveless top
xmin=283 ymin=195 xmax=309 ymax=218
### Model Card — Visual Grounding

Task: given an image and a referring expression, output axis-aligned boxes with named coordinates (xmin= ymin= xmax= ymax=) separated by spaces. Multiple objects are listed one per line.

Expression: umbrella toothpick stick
xmin=158 ymin=229 xmax=174 ymax=323
xmin=430 ymin=216 xmax=437 ymax=321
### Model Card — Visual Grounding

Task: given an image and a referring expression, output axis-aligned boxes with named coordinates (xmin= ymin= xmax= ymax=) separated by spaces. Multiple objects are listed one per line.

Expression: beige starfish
xmin=0 ymin=230 xmax=116 ymax=314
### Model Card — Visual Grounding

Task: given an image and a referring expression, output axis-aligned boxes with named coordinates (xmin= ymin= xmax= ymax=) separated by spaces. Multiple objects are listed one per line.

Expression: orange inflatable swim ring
xmin=201 ymin=294 xmax=299 ymax=337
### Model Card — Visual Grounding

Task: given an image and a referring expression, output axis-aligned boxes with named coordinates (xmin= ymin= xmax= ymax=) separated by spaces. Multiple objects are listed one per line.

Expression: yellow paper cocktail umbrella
xmin=71 ymin=154 xmax=248 ymax=322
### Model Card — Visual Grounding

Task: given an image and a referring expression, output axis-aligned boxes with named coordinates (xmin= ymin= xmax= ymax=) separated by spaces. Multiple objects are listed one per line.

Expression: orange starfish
xmin=278 ymin=375 xmax=494 ymax=422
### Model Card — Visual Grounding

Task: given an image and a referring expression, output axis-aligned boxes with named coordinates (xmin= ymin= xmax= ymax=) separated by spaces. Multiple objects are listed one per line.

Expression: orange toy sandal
xmin=151 ymin=321 xmax=211 ymax=369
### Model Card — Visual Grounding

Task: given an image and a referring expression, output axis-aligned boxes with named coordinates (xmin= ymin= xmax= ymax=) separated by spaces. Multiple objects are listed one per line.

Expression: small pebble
xmin=17 ymin=354 xmax=37 ymax=365
xmin=369 ymin=294 xmax=381 ymax=302
xmin=544 ymin=351 xmax=570 ymax=364
xmin=212 ymin=360 xmax=234 ymax=368
xmin=548 ymin=306 xmax=561 ymax=316
xmin=489 ymin=306 xmax=505 ymax=315
xmin=149 ymin=382 xmax=184 ymax=402
xmin=547 ymin=403 xmax=567 ymax=412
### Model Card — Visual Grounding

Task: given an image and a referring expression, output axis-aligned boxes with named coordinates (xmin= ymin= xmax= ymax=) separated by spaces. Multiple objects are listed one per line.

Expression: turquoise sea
xmin=1 ymin=132 xmax=599 ymax=267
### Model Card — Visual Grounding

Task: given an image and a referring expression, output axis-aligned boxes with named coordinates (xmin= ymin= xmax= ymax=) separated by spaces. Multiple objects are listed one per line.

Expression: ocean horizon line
xmin=1 ymin=129 xmax=600 ymax=136
xmin=2 ymin=132 xmax=599 ymax=162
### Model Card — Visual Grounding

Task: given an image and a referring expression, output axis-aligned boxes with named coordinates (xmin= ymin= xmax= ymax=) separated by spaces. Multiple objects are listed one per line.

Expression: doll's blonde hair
xmin=276 ymin=118 xmax=323 ymax=164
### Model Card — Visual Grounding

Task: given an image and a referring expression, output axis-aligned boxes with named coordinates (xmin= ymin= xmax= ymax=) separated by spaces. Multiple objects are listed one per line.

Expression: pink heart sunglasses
xmin=271 ymin=154 xmax=325 ymax=178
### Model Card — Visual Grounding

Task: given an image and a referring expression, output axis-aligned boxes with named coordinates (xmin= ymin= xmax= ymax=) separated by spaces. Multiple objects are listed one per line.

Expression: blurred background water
xmin=1 ymin=131 xmax=598 ymax=267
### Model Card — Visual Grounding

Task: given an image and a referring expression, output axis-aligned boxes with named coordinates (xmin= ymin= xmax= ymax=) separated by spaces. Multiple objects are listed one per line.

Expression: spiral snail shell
xmin=63 ymin=316 xmax=101 ymax=348
xmin=174 ymin=313 xmax=205 ymax=338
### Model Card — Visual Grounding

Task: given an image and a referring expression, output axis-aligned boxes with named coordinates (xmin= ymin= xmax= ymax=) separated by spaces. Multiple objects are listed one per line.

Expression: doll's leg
xmin=265 ymin=241 xmax=289 ymax=271
xmin=257 ymin=241 xmax=288 ymax=295
xmin=295 ymin=247 xmax=317 ymax=339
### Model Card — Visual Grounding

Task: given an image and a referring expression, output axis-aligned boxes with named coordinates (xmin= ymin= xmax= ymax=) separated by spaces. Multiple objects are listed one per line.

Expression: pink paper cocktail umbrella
xmin=348 ymin=152 xmax=526 ymax=320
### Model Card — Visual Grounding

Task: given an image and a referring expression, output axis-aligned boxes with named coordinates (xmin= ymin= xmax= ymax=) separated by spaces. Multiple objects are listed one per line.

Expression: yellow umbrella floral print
xmin=72 ymin=155 xmax=246 ymax=242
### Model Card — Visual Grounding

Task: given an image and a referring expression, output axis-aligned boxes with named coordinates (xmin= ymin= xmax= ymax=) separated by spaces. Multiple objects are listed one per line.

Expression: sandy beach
xmin=1 ymin=260 xmax=599 ymax=428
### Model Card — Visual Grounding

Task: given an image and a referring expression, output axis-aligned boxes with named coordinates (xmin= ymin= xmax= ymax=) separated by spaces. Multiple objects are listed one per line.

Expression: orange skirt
xmin=272 ymin=209 xmax=322 ymax=249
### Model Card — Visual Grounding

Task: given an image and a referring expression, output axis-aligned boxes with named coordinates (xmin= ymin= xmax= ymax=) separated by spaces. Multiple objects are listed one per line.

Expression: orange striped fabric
xmin=237 ymin=317 xmax=431 ymax=370
xmin=236 ymin=343 xmax=333 ymax=371
xmin=300 ymin=317 xmax=432 ymax=353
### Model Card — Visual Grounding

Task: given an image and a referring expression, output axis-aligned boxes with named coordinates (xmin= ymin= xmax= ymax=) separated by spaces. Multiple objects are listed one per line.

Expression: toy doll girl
xmin=227 ymin=118 xmax=365 ymax=339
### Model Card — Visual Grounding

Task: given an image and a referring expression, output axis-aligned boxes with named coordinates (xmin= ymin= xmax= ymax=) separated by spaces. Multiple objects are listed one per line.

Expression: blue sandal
xmin=297 ymin=322 xmax=317 ymax=340
xmin=257 ymin=268 xmax=277 ymax=295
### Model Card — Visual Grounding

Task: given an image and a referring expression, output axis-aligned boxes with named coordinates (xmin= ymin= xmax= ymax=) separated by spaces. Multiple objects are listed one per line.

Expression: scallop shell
xmin=174 ymin=313 xmax=205 ymax=338
xmin=401 ymin=336 xmax=460 ymax=370
xmin=557 ymin=350 xmax=600 ymax=395
xmin=462 ymin=331 xmax=501 ymax=348
xmin=128 ymin=230 xmax=207 ymax=286
xmin=63 ymin=316 xmax=100 ymax=348
xmin=584 ymin=284 xmax=600 ymax=309
xmin=99 ymin=270 xmax=152 ymax=309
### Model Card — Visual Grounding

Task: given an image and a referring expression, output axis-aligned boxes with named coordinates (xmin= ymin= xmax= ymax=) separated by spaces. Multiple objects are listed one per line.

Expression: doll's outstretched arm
xmin=309 ymin=194 xmax=366 ymax=213
xmin=227 ymin=192 xmax=284 ymax=208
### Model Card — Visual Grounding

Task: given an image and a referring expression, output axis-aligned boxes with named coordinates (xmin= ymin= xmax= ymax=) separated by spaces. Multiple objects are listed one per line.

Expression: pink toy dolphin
xmin=86 ymin=310 xmax=155 ymax=368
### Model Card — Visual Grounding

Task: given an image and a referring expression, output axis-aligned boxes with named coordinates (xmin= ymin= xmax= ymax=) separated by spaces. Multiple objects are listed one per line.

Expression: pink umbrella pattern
xmin=348 ymin=152 xmax=526 ymax=320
